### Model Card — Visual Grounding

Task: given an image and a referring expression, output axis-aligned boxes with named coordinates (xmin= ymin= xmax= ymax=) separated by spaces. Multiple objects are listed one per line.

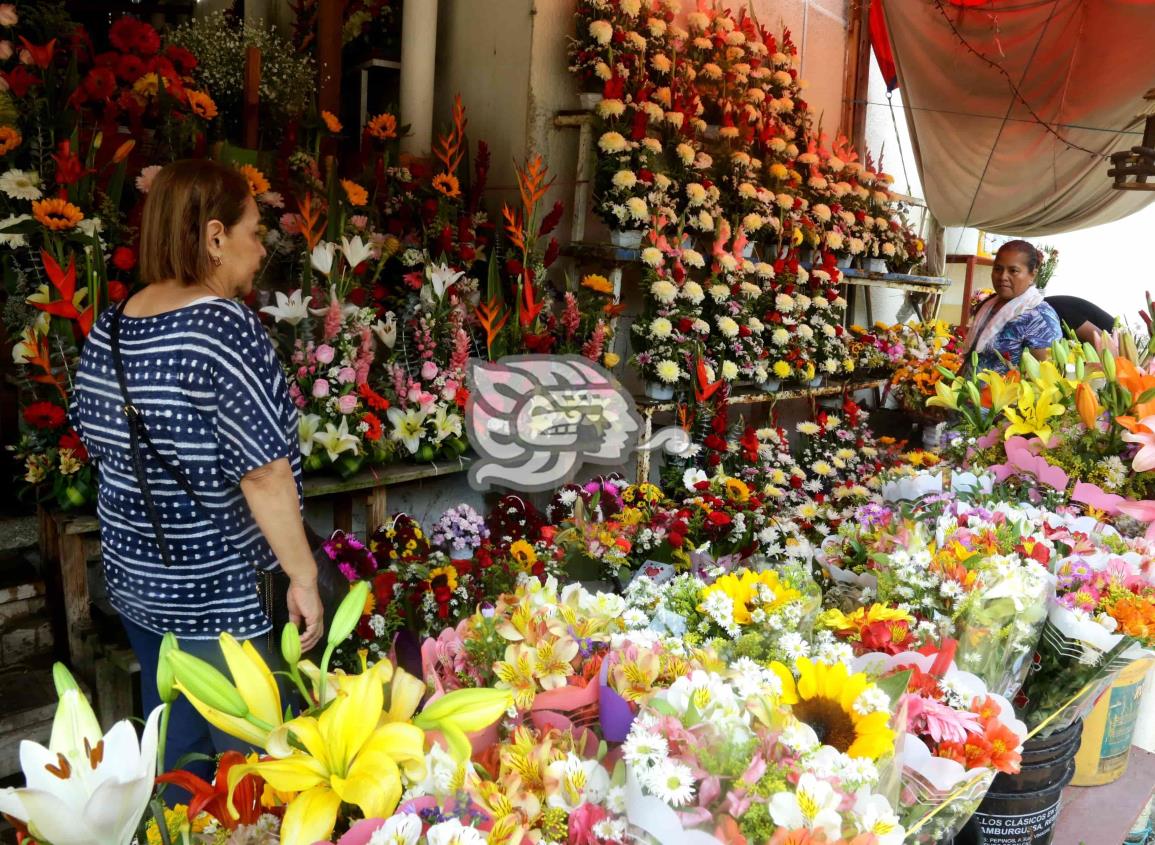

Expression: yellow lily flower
xmin=229 ymin=662 xmax=426 ymax=845
xmin=1035 ymin=360 xmax=1074 ymax=396
xmin=173 ymin=633 xmax=283 ymax=747
xmin=979 ymin=371 xmax=1021 ymax=414
xmin=925 ymin=380 xmax=960 ymax=411
xmin=1003 ymin=383 xmax=1065 ymax=443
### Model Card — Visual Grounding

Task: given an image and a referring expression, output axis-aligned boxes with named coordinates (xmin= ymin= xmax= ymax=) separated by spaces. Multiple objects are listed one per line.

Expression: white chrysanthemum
xmin=681 ymin=280 xmax=705 ymax=304
xmin=797 ymin=421 xmax=820 ymax=435
xmin=641 ymin=247 xmax=664 ymax=267
xmin=598 ymin=98 xmax=626 ymax=119
xmin=641 ymin=137 xmax=662 ymax=154
xmin=812 ymin=203 xmax=832 ymax=223
xmin=676 ymin=143 xmax=695 ymax=166
xmin=649 ymin=317 xmax=673 ymax=339
xmin=797 ymin=324 xmax=814 ymax=340
xmin=655 ymin=359 xmax=681 ymax=383
xmin=709 ymin=283 xmax=730 ymax=303
xmin=716 ymin=316 xmax=740 ymax=338
xmin=598 ymin=131 xmax=628 ymax=154
xmin=612 ymin=169 xmax=637 ymax=190
xmin=685 ymin=182 xmax=707 ymax=205
xmin=775 ymin=193 xmax=794 ymax=209
xmin=691 ymin=318 xmax=710 ymax=334
xmin=721 ymin=360 xmax=739 ymax=380
xmin=650 ymin=279 xmax=677 ymax=304
xmin=775 ymin=293 xmax=795 ymax=311
xmin=625 ymin=197 xmax=648 ymax=222
xmin=771 ymin=328 xmax=790 ymax=346
xmin=588 ymin=19 xmax=613 ymax=44
xmin=742 ymin=212 xmax=764 ymax=232
xmin=826 ymin=231 xmax=845 ymax=250
xmin=681 ymin=248 xmax=705 ymax=268
xmin=748 ymin=317 xmax=765 ymax=333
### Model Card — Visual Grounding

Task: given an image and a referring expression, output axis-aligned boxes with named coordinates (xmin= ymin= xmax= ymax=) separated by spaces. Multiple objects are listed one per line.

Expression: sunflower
xmin=320 ymin=110 xmax=343 ymax=133
xmin=771 ymin=657 xmax=895 ymax=760
xmin=426 ymin=565 xmax=458 ymax=592
xmin=341 ymin=178 xmax=368 ymax=206
xmin=581 ymin=273 xmax=614 ymax=295
xmin=32 ymin=197 xmax=84 ymax=231
xmin=432 ymin=172 xmax=460 ymax=199
xmin=362 ymin=590 xmax=376 ymax=616
xmin=509 ymin=539 xmax=538 ymax=568
xmin=186 ymin=89 xmax=218 ymax=120
xmin=723 ymin=477 xmax=749 ymax=503
xmin=237 ymin=164 xmax=269 ymax=196
xmin=0 ymin=125 xmax=22 ymax=155
xmin=132 ymin=72 xmax=159 ymax=98
xmin=367 ymin=112 xmax=398 ymax=140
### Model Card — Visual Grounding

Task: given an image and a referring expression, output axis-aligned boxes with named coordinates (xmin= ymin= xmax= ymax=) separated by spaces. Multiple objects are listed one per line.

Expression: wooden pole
xmin=840 ymin=0 xmax=872 ymax=150
xmin=243 ymin=46 xmax=260 ymax=150
xmin=317 ymin=0 xmax=342 ymax=118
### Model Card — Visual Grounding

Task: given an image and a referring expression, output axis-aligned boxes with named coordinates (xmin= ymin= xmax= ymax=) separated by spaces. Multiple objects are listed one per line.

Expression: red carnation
xmin=111 ymin=246 xmax=136 ymax=271
xmin=23 ymin=401 xmax=66 ymax=430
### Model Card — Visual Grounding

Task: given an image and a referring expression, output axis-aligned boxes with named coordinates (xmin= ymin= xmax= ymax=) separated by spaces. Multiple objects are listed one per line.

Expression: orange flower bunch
xmin=1106 ymin=593 xmax=1155 ymax=643
xmin=367 ymin=112 xmax=398 ymax=141
xmin=935 ymin=695 xmax=1023 ymax=773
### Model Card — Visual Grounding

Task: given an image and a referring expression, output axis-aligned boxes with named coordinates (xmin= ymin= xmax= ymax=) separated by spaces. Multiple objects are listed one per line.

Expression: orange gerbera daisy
xmin=432 ymin=172 xmax=460 ymax=199
xmin=321 ymin=110 xmax=342 ymax=133
xmin=32 ymin=197 xmax=84 ymax=231
xmin=186 ymin=90 xmax=218 ymax=120
xmin=581 ymin=273 xmax=614 ymax=295
xmin=367 ymin=112 xmax=398 ymax=140
xmin=0 ymin=125 xmax=21 ymax=155
xmin=238 ymin=164 xmax=269 ymax=196
xmin=341 ymin=179 xmax=368 ymax=207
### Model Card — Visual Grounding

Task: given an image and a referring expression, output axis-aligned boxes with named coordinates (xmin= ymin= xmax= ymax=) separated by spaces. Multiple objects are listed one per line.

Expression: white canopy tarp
xmin=881 ymin=0 xmax=1155 ymax=236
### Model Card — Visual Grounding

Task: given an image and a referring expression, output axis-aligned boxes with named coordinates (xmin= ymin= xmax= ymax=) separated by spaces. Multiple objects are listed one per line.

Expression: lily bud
xmin=965 ymin=380 xmax=982 ymax=410
xmin=111 ymin=139 xmax=135 ymax=164
xmin=167 ymin=650 xmax=248 ymax=719
xmin=1052 ymin=341 xmax=1068 ymax=371
xmin=328 ymin=581 xmax=370 ymax=648
xmin=157 ymin=633 xmax=180 ymax=704
xmin=1076 ymin=382 xmax=1101 ymax=430
xmin=91 ymin=131 xmax=102 ymax=151
xmin=1020 ymin=349 xmax=1040 ymax=381
xmin=53 ymin=662 xmax=80 ymax=696
xmin=281 ymin=622 xmax=302 ymax=667
xmin=1103 ymin=348 xmax=1117 ymax=382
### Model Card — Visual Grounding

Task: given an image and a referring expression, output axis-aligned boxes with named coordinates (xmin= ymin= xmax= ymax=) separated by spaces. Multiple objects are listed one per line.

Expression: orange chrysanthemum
xmin=238 ymin=164 xmax=270 ymax=197
xmin=581 ymin=274 xmax=614 ymax=295
xmin=321 ymin=110 xmax=342 ymax=133
xmin=341 ymin=179 xmax=368 ymax=207
xmin=367 ymin=112 xmax=398 ymax=140
xmin=32 ymin=197 xmax=84 ymax=231
xmin=432 ymin=172 xmax=460 ymax=199
xmin=186 ymin=90 xmax=218 ymax=120
xmin=0 ymin=125 xmax=21 ymax=155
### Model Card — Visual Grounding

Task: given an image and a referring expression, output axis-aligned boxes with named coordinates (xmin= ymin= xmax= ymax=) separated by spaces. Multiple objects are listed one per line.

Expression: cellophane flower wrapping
xmin=1018 ymin=601 xmax=1147 ymax=736
xmin=852 ymin=651 xmax=1027 ymax=844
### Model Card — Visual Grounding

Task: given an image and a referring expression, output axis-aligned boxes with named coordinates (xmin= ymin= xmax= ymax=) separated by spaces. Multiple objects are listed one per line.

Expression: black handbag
xmin=110 ymin=300 xmax=344 ymax=647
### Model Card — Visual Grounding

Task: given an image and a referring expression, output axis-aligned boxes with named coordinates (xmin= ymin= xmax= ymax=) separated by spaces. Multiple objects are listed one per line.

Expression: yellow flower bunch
xmin=698 ymin=568 xmax=802 ymax=627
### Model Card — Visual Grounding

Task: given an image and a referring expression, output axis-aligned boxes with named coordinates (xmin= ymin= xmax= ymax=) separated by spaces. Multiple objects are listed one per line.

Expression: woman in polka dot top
xmin=72 ymin=160 xmax=323 ymax=773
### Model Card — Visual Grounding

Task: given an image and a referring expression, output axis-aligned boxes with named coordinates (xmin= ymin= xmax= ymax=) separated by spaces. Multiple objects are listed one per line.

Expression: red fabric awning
xmin=869 ymin=0 xmax=898 ymax=92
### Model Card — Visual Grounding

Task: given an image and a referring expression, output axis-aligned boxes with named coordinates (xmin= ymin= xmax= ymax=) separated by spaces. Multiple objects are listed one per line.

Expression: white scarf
xmin=964 ymin=286 xmax=1045 ymax=355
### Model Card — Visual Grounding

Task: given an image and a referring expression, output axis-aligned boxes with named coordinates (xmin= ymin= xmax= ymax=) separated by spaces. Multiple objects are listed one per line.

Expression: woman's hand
xmin=287 ymin=578 xmax=324 ymax=651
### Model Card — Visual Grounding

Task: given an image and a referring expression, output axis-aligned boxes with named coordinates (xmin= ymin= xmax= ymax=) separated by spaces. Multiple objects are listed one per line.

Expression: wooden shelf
xmin=302 ymin=454 xmax=472 ymax=497
xmin=635 ymin=378 xmax=888 ymax=414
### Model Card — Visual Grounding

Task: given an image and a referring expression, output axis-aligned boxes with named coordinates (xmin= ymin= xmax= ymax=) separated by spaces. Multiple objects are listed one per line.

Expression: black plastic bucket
xmin=950 ymin=719 xmax=1082 ymax=845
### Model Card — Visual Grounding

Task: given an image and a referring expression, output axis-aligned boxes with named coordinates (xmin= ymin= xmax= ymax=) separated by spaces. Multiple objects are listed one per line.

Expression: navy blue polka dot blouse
xmin=72 ymin=298 xmax=301 ymax=640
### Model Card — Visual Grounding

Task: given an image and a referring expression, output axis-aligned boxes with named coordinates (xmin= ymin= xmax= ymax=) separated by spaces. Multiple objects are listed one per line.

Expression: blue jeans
xmin=121 ymin=617 xmax=283 ymax=792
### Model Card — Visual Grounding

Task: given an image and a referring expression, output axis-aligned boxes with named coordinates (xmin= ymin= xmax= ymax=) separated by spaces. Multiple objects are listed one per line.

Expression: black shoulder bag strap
xmin=109 ymin=300 xmax=207 ymax=568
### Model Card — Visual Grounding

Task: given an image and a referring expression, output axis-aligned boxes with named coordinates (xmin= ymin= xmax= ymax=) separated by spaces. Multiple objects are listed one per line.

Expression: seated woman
xmin=1045 ymin=294 xmax=1115 ymax=344
xmin=962 ymin=240 xmax=1062 ymax=374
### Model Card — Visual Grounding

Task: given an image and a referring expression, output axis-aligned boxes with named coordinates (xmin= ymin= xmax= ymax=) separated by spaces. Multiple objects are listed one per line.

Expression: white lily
xmin=431 ymin=404 xmax=463 ymax=444
xmin=310 ymin=241 xmax=337 ymax=276
xmin=260 ymin=289 xmax=313 ymax=326
xmin=0 ymin=690 xmax=162 ymax=845
xmin=312 ymin=417 xmax=362 ymax=461
xmin=427 ymin=262 xmax=464 ymax=299
xmin=298 ymin=413 xmax=322 ymax=456
xmin=373 ymin=312 xmax=397 ymax=349
xmin=340 ymin=234 xmax=373 ymax=269
xmin=768 ymin=773 xmax=843 ymax=841
xmin=387 ymin=406 xmax=428 ymax=454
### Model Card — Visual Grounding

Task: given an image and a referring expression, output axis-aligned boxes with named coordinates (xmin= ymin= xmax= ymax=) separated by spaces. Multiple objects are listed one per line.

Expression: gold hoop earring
xmin=210 ymin=255 xmax=222 ymax=267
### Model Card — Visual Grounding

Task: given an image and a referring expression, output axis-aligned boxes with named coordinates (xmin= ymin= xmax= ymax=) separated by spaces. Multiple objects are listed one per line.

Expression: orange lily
xmin=1075 ymin=382 xmax=1101 ymax=429
xmin=155 ymin=751 xmax=265 ymax=828
xmin=1115 ymin=357 xmax=1155 ymax=418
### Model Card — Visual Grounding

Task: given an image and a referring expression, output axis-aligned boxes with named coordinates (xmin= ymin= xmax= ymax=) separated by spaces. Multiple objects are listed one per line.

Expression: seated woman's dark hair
xmin=138 ymin=159 xmax=251 ymax=286
xmin=996 ymin=239 xmax=1042 ymax=273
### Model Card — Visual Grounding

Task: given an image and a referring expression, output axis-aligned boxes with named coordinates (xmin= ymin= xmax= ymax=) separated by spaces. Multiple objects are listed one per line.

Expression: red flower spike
xmin=32 ymin=250 xmax=94 ymax=335
xmin=18 ymin=37 xmax=56 ymax=69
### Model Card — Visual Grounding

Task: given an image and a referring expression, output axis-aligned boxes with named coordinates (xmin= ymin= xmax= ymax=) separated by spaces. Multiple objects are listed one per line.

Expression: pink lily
xmin=1121 ymin=415 xmax=1155 ymax=472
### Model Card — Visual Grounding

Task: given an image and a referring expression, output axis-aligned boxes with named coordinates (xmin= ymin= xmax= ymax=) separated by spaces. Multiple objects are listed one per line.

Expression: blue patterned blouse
xmin=975 ymin=302 xmax=1063 ymax=374
xmin=72 ymin=298 xmax=301 ymax=640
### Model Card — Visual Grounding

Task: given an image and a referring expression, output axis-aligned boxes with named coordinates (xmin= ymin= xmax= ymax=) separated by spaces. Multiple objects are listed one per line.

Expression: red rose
xmin=707 ymin=511 xmax=732 ymax=527
xmin=107 ymin=281 xmax=129 ymax=302
xmin=111 ymin=246 xmax=136 ymax=271
xmin=23 ymin=401 xmax=66 ymax=430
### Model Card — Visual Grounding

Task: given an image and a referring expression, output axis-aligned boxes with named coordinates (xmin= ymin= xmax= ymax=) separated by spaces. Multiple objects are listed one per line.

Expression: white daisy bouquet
xmin=592 ymin=130 xmax=673 ymax=233
xmin=629 ymin=257 xmax=705 ymax=391
xmin=566 ymin=0 xmax=654 ymax=95
xmin=618 ymin=661 xmax=905 ymax=845
xmin=758 ymin=256 xmax=818 ymax=384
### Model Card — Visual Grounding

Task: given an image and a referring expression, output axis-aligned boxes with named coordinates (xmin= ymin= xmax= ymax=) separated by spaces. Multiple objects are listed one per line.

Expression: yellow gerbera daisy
xmin=770 ymin=657 xmax=895 ymax=760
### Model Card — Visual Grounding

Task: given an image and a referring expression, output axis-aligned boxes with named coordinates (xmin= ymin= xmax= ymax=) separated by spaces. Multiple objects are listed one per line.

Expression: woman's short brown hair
xmin=138 ymin=159 xmax=251 ymax=285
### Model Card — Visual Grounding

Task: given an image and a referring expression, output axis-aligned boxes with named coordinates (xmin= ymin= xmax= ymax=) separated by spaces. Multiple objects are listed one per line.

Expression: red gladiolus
xmin=52 ymin=141 xmax=87 ymax=186
xmin=23 ymin=401 xmax=66 ymax=430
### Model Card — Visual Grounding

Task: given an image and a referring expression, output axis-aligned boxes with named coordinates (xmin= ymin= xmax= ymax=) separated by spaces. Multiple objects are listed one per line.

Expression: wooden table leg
xmin=366 ymin=487 xmax=388 ymax=532
xmin=58 ymin=523 xmax=94 ymax=679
